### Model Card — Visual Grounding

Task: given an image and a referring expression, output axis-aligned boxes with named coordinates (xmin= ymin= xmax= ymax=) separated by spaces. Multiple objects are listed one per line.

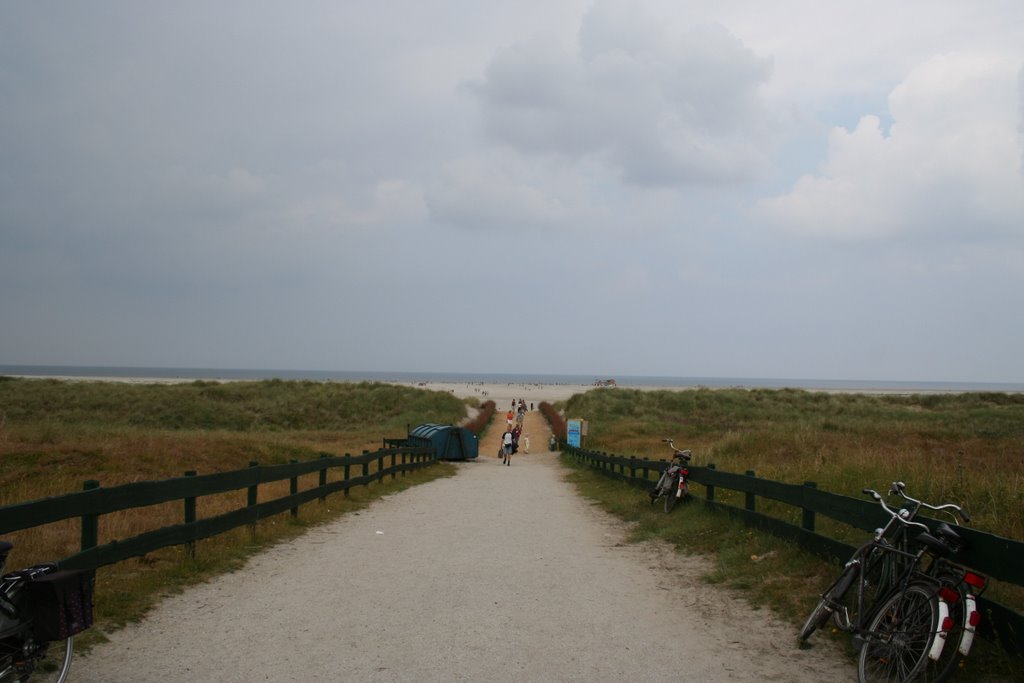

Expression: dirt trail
xmin=74 ymin=410 xmax=851 ymax=682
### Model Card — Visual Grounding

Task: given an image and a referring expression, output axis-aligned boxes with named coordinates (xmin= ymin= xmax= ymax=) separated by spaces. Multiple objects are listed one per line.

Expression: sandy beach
xmin=390 ymin=380 xmax=603 ymax=407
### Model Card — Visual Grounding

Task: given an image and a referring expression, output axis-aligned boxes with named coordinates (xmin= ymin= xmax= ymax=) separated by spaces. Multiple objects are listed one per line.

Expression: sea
xmin=1 ymin=365 xmax=1022 ymax=394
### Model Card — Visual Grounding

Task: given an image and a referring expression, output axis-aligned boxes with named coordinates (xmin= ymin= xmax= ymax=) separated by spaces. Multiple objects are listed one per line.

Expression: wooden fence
xmin=566 ymin=446 xmax=1024 ymax=657
xmin=0 ymin=445 xmax=436 ymax=572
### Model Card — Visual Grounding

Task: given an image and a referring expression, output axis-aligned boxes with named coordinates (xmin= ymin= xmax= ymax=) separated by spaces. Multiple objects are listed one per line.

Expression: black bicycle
xmin=886 ymin=483 xmax=986 ymax=683
xmin=0 ymin=541 xmax=94 ymax=683
xmin=799 ymin=484 xmax=976 ymax=682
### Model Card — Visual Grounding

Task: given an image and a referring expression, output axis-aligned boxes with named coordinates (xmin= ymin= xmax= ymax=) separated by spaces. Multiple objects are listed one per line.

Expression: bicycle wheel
xmin=0 ymin=635 xmax=73 ymax=683
xmin=858 ymin=583 xmax=938 ymax=683
xmin=39 ymin=636 xmax=73 ymax=683
xmin=800 ymin=562 xmax=859 ymax=641
xmin=818 ymin=543 xmax=892 ymax=636
xmin=843 ymin=545 xmax=893 ymax=627
xmin=799 ymin=598 xmax=835 ymax=642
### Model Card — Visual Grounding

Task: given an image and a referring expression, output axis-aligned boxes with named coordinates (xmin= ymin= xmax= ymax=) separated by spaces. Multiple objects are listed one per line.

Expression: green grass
xmin=557 ymin=387 xmax=1024 ymax=679
xmin=565 ymin=388 xmax=1024 ymax=541
xmin=0 ymin=377 xmax=466 ymax=432
xmin=560 ymin=454 xmax=1020 ymax=681
xmin=0 ymin=377 xmax=469 ymax=645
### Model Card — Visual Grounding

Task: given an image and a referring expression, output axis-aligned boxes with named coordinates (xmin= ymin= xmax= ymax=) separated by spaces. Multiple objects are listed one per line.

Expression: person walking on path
xmin=502 ymin=427 xmax=514 ymax=466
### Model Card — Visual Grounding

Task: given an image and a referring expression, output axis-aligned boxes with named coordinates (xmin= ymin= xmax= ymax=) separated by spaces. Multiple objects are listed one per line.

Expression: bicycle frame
xmin=833 ymin=534 xmax=941 ymax=633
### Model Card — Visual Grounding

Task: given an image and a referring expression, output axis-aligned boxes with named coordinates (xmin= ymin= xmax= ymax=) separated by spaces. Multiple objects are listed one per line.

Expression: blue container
xmin=406 ymin=424 xmax=479 ymax=460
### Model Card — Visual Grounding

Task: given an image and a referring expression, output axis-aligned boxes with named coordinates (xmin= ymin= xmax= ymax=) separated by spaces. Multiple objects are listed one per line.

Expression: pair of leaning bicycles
xmin=800 ymin=482 xmax=986 ymax=683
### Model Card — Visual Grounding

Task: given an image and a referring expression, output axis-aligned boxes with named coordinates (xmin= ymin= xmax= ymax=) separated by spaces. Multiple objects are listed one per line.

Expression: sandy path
xmin=73 ymin=411 xmax=851 ymax=682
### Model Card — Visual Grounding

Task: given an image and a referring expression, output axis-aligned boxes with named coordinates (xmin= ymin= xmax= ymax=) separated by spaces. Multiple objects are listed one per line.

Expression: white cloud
xmin=757 ymin=52 xmax=1024 ymax=244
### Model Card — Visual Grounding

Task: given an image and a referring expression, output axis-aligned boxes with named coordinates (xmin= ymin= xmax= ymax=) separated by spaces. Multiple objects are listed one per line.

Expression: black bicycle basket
xmin=26 ymin=569 xmax=94 ymax=641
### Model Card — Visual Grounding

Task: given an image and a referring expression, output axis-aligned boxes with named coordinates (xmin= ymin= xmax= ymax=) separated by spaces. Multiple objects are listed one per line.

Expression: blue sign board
xmin=567 ymin=419 xmax=582 ymax=448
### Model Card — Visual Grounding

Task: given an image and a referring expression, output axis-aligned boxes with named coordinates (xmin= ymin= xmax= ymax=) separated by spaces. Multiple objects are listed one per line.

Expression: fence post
xmin=81 ymin=479 xmax=100 ymax=552
xmin=318 ymin=455 xmax=328 ymax=503
xmin=378 ymin=451 xmax=385 ymax=483
xmin=362 ymin=450 xmax=370 ymax=489
xmin=629 ymin=456 xmax=637 ymax=483
xmin=247 ymin=461 xmax=259 ymax=541
xmin=706 ymin=464 xmax=716 ymax=502
xmin=184 ymin=470 xmax=197 ymax=560
xmin=289 ymin=460 xmax=299 ymax=518
xmin=344 ymin=455 xmax=352 ymax=498
xmin=391 ymin=450 xmax=397 ymax=481
xmin=745 ymin=470 xmax=756 ymax=512
xmin=401 ymin=451 xmax=407 ymax=476
xmin=802 ymin=481 xmax=817 ymax=531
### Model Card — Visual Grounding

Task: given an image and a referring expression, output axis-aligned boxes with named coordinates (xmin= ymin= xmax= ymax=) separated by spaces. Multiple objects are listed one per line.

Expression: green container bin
xmin=406 ymin=424 xmax=479 ymax=460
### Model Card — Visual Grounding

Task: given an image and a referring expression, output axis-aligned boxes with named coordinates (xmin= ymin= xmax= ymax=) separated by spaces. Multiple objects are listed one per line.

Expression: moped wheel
xmin=650 ymin=474 xmax=668 ymax=506
xmin=664 ymin=485 xmax=678 ymax=513
xmin=857 ymin=583 xmax=938 ymax=683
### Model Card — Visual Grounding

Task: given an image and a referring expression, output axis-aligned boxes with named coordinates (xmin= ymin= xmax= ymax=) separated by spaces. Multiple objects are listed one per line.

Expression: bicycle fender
xmin=929 ymin=598 xmax=951 ymax=662
xmin=959 ymin=593 xmax=978 ymax=657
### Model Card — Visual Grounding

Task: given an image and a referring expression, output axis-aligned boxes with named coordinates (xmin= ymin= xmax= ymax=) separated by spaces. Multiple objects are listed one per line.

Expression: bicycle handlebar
xmin=662 ymin=438 xmax=691 ymax=461
xmin=889 ymin=481 xmax=971 ymax=523
xmin=862 ymin=488 xmax=932 ymax=533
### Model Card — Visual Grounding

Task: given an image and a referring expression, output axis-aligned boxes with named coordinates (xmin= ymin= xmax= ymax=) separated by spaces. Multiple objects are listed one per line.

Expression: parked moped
xmin=649 ymin=439 xmax=692 ymax=513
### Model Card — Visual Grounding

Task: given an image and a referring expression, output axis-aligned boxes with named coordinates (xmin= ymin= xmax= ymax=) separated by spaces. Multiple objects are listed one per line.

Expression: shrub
xmin=463 ymin=400 xmax=496 ymax=435
xmin=539 ymin=402 xmax=566 ymax=440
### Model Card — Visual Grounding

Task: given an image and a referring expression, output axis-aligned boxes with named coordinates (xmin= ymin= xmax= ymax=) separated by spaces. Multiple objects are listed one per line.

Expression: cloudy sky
xmin=2 ymin=1 xmax=1022 ymax=382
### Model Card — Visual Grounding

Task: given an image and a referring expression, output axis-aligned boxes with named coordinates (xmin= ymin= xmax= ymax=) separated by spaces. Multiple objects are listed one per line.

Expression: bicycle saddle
xmin=935 ymin=522 xmax=968 ymax=553
xmin=915 ymin=523 xmax=966 ymax=558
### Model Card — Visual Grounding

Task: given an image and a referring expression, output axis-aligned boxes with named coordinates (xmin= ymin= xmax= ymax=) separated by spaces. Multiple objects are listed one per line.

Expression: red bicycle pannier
xmin=27 ymin=569 xmax=95 ymax=641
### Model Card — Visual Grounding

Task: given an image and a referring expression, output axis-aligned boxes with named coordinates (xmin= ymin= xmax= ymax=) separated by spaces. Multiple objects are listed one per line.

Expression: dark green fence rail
xmin=567 ymin=446 xmax=1024 ymax=657
xmin=0 ymin=445 xmax=435 ymax=572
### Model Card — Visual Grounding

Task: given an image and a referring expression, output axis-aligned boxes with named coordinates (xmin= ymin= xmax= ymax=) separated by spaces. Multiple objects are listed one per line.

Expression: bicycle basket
xmin=26 ymin=569 xmax=94 ymax=641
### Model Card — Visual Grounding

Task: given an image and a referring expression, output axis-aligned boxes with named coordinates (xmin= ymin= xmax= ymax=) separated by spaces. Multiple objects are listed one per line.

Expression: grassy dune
xmin=0 ymin=377 xmax=468 ymax=636
xmin=565 ymin=387 xmax=1024 ymax=540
